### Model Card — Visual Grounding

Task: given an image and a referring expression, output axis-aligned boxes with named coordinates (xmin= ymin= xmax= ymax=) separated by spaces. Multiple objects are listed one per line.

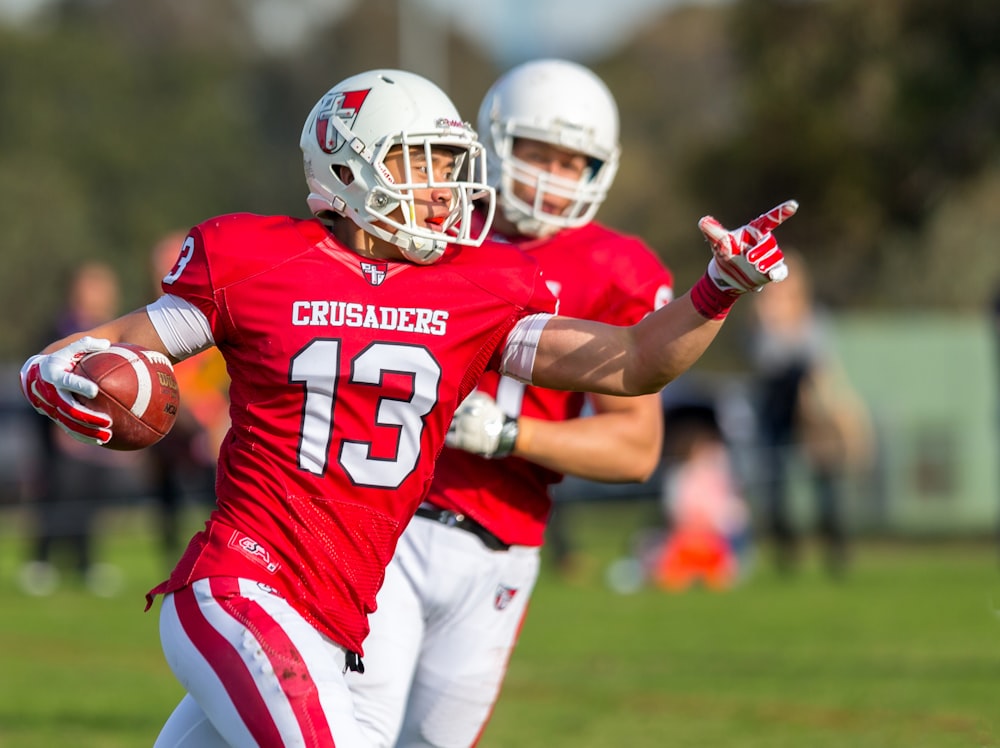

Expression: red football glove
xmin=699 ymin=200 xmax=798 ymax=293
xmin=19 ymin=336 xmax=114 ymax=446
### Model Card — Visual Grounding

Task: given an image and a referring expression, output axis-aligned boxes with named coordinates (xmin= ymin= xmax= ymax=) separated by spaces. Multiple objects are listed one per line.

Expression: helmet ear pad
xmin=336 ymin=165 xmax=354 ymax=186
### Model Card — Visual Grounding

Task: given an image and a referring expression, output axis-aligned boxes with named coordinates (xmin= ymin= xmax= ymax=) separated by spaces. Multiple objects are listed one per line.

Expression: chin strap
xmin=512 ymin=216 xmax=559 ymax=239
xmin=396 ymin=232 xmax=448 ymax=265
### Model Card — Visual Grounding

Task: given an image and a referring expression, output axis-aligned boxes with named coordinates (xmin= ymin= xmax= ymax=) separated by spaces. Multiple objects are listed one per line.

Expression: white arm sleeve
xmin=146 ymin=294 xmax=216 ymax=360
xmin=499 ymin=313 xmax=553 ymax=384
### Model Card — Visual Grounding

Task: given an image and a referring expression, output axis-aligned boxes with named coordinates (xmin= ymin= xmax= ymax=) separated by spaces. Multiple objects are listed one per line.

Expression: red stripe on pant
xmin=173 ymin=578 xmax=337 ymax=746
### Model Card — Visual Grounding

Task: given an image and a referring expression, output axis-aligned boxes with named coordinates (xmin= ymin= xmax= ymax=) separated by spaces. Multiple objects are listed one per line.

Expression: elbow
xmin=630 ymin=451 xmax=661 ymax=483
xmin=622 ymin=380 xmax=669 ymax=398
xmin=623 ymin=363 xmax=681 ymax=397
xmin=613 ymin=440 xmax=661 ymax=483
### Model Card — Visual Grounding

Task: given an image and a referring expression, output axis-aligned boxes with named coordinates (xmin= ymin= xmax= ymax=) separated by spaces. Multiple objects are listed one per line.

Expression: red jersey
xmin=146 ymin=213 xmax=555 ymax=654
xmin=424 ymin=221 xmax=674 ymax=546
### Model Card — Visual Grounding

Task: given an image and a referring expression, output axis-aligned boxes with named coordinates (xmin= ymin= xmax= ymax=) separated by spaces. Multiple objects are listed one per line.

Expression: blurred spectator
xmin=747 ymin=251 xmax=873 ymax=577
xmin=18 ymin=261 xmax=136 ymax=596
xmin=651 ymin=403 xmax=751 ymax=591
xmin=993 ymin=285 xmax=1000 ymax=410
xmin=146 ymin=231 xmax=229 ymax=562
xmin=602 ymin=381 xmax=754 ymax=595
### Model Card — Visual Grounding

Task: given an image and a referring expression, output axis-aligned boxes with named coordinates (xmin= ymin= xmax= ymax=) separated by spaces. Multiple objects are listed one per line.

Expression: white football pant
xmin=347 ymin=516 xmax=540 ymax=747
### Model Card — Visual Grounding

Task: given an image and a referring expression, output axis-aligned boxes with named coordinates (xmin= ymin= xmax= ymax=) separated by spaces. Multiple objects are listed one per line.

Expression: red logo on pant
xmin=494 ymin=585 xmax=518 ymax=610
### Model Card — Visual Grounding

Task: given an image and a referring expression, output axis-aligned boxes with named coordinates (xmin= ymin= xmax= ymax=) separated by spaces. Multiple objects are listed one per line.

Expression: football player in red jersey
xmin=19 ymin=67 xmax=795 ymax=747
xmin=346 ymin=59 xmax=677 ymax=748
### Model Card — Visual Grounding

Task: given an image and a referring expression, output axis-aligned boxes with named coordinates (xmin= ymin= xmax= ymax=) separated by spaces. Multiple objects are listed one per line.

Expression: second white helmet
xmin=477 ymin=59 xmax=621 ymax=238
xmin=301 ymin=69 xmax=495 ymax=264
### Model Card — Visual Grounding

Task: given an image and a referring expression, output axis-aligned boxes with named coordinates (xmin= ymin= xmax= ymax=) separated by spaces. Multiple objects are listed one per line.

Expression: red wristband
xmin=690 ymin=272 xmax=740 ymax=320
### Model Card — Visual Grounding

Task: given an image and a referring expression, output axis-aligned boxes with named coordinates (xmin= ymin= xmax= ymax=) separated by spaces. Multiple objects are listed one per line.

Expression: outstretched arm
xmin=526 ymin=201 xmax=798 ymax=396
xmin=529 ymin=291 xmax=723 ymax=395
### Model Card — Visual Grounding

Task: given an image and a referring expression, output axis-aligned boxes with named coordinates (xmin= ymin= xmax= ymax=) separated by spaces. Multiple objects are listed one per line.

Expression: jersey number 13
xmin=291 ymin=339 xmax=442 ymax=489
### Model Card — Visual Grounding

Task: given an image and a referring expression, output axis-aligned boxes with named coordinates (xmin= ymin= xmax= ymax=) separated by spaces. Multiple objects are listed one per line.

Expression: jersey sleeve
xmin=538 ymin=225 xmax=673 ymax=327
xmin=527 ymin=266 xmax=560 ymax=316
xmin=484 ymin=259 xmax=558 ymax=375
xmin=146 ymin=294 xmax=215 ymax=359
xmin=159 ymin=225 xmax=226 ymax=342
xmin=158 ymin=214 xmax=303 ymax=346
xmin=600 ymin=236 xmax=674 ymax=325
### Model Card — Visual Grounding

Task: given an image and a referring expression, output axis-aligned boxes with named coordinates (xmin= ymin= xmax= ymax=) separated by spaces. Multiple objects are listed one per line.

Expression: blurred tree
xmin=594 ymin=6 xmax=741 ymax=297
xmin=4 ymin=0 xmax=1000 ymax=362
xmin=0 ymin=0 xmax=499 ymax=360
xmin=679 ymin=0 xmax=1000 ymax=309
xmin=0 ymin=22 xmax=271 ymax=354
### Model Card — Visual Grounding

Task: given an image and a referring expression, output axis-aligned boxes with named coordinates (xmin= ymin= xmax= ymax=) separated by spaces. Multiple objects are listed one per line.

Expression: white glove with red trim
xmin=699 ymin=200 xmax=798 ymax=293
xmin=19 ymin=336 xmax=114 ymax=446
xmin=445 ymin=391 xmax=519 ymax=459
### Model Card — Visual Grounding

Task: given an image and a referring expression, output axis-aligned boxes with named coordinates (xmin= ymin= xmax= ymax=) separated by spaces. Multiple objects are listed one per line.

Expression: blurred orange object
xmin=653 ymin=528 xmax=738 ymax=591
xmin=172 ymin=348 xmax=230 ymax=461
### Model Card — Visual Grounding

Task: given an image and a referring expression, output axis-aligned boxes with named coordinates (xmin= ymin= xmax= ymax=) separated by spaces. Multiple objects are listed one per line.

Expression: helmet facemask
xmin=302 ymin=71 xmax=496 ymax=265
xmin=493 ymin=122 xmax=619 ymax=238
xmin=357 ymin=132 xmax=494 ymax=264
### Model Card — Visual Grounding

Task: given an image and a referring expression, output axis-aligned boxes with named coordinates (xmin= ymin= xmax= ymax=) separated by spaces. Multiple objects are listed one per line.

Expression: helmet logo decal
xmin=435 ymin=117 xmax=468 ymax=131
xmin=315 ymin=89 xmax=371 ymax=154
xmin=360 ymin=260 xmax=388 ymax=286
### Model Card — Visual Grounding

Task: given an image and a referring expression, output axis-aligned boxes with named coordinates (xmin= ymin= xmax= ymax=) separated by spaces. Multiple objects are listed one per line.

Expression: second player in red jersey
xmin=431 ymin=220 xmax=674 ymax=546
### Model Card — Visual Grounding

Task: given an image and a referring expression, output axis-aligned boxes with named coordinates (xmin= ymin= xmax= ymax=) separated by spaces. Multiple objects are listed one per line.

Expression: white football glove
xmin=445 ymin=391 xmax=519 ymax=459
xmin=699 ymin=200 xmax=798 ymax=293
xmin=19 ymin=336 xmax=113 ymax=446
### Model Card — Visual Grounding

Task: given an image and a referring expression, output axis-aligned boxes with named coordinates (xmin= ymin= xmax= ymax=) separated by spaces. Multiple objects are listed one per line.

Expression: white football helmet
xmin=477 ymin=59 xmax=620 ymax=238
xmin=301 ymin=69 xmax=495 ymax=264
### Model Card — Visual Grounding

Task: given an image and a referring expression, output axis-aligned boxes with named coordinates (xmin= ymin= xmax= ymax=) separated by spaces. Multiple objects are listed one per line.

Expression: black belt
xmin=415 ymin=506 xmax=510 ymax=551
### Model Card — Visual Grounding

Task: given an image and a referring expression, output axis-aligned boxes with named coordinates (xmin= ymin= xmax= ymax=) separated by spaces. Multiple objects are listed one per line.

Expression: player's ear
xmin=337 ymin=166 xmax=354 ymax=185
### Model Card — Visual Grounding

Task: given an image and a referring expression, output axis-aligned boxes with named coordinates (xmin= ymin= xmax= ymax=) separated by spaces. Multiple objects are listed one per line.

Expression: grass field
xmin=2 ymin=501 xmax=999 ymax=747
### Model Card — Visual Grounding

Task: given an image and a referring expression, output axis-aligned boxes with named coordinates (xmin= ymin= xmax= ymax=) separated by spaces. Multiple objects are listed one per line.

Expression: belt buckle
xmin=445 ymin=512 xmax=465 ymax=528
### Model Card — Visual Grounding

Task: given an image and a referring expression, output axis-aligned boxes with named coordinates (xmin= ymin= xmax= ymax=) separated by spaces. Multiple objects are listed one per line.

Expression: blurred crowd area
xmin=4 ymin=247 xmax=1000 ymax=596
xmin=3 ymin=288 xmax=997 ymax=594
xmin=3 ymin=2 xmax=999 ymax=583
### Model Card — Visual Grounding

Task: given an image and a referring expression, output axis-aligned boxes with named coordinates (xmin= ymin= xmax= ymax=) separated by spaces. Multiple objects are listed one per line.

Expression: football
xmin=75 ymin=344 xmax=180 ymax=450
